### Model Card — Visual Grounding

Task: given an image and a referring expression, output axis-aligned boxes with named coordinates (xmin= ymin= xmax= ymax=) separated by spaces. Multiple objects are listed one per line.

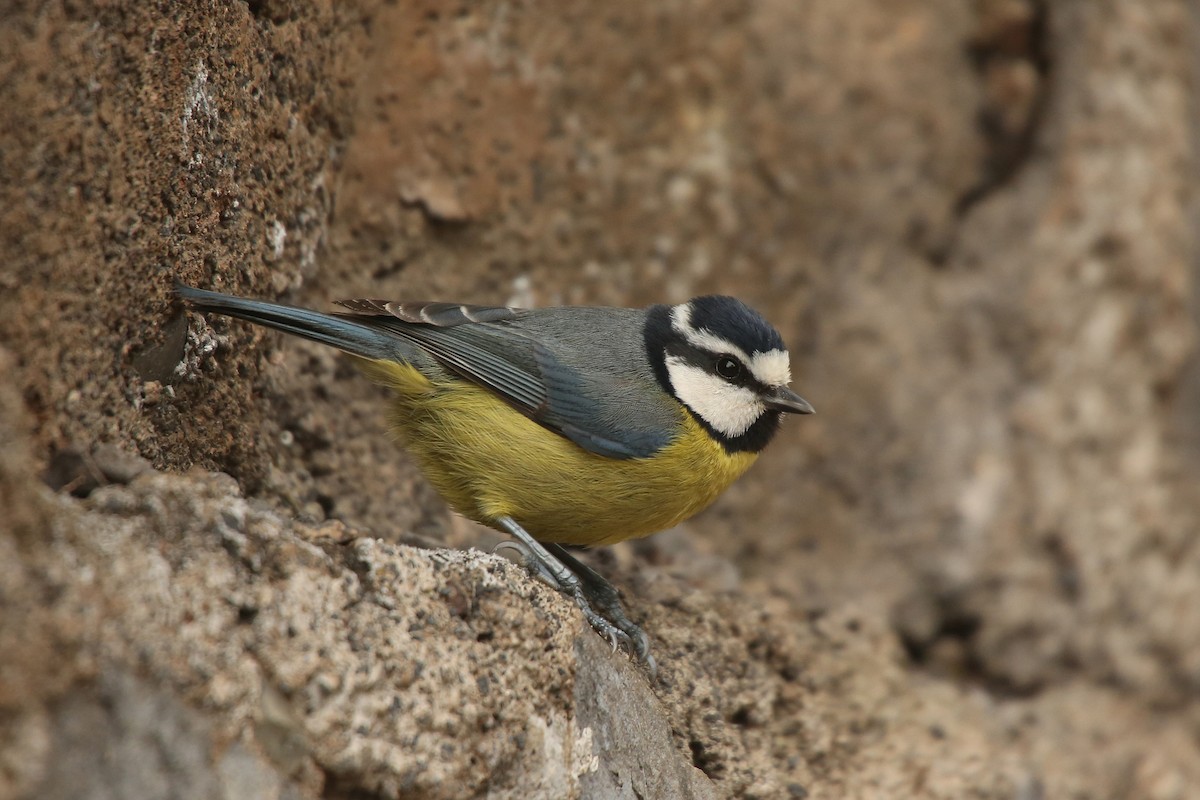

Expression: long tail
xmin=175 ymin=283 xmax=400 ymax=361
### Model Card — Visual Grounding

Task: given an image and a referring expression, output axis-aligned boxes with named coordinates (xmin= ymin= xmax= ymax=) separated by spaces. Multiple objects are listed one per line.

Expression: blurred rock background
xmin=2 ymin=1 xmax=1198 ymax=797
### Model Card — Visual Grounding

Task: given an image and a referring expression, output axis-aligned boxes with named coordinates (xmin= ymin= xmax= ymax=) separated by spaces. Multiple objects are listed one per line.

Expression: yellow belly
xmin=355 ymin=358 xmax=757 ymax=545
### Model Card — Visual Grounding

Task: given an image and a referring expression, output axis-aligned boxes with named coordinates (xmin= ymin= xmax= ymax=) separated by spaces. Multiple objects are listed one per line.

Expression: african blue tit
xmin=176 ymin=283 xmax=813 ymax=668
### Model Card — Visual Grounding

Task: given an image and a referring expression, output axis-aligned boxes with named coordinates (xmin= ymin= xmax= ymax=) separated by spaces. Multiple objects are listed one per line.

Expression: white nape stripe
xmin=666 ymin=356 xmax=765 ymax=438
xmin=670 ymin=303 xmax=792 ymax=387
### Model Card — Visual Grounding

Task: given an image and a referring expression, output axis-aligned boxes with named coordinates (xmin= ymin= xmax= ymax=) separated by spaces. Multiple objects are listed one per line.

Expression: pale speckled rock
xmin=1 ymin=465 xmax=1040 ymax=800
xmin=1 ymin=469 xmax=712 ymax=799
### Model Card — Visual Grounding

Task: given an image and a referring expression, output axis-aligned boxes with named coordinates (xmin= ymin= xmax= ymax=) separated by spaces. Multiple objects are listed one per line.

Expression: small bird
xmin=176 ymin=283 xmax=813 ymax=669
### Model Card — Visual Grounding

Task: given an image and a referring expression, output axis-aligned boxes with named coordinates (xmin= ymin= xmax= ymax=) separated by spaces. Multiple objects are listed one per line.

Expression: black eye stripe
xmin=662 ymin=340 xmax=771 ymax=392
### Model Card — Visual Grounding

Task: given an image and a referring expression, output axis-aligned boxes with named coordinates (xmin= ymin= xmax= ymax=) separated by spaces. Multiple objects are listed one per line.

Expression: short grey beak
xmin=763 ymin=386 xmax=814 ymax=415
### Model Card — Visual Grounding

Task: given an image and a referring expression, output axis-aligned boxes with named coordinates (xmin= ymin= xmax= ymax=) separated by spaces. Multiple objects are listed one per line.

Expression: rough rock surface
xmin=3 ymin=1 xmax=1199 ymax=798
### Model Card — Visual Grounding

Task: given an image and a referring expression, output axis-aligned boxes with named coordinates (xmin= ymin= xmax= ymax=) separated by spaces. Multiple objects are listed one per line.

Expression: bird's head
xmin=645 ymin=295 xmax=813 ymax=453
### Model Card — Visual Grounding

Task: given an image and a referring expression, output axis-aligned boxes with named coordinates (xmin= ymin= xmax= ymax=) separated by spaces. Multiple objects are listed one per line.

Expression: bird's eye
xmin=715 ymin=355 xmax=742 ymax=380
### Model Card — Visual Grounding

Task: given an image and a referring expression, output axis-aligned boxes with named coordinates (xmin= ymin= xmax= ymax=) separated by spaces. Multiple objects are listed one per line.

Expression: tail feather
xmin=175 ymin=283 xmax=402 ymax=362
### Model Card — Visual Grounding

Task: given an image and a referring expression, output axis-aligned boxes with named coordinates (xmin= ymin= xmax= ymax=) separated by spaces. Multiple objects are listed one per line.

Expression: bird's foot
xmin=494 ymin=518 xmax=656 ymax=676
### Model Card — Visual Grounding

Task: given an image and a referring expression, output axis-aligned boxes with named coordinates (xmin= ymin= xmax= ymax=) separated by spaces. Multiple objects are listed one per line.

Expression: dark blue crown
xmin=687 ymin=295 xmax=785 ymax=354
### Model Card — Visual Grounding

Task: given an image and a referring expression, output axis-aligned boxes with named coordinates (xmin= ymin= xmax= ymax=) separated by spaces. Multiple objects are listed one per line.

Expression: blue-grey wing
xmin=333 ymin=300 xmax=675 ymax=459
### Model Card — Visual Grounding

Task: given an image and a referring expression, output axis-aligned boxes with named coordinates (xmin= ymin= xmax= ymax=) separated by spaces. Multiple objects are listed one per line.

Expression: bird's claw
xmin=493 ymin=517 xmax=657 ymax=677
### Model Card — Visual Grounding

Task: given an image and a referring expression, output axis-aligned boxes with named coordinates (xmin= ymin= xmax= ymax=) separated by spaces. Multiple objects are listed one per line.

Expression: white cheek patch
xmin=666 ymin=356 xmax=765 ymax=438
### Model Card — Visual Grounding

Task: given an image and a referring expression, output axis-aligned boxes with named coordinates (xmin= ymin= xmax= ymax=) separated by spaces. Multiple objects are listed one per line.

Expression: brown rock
xmin=3 ymin=1 xmax=1199 ymax=798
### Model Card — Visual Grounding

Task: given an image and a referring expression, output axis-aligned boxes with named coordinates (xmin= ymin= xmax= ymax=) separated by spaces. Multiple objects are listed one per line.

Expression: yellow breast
xmin=355 ymin=357 xmax=758 ymax=546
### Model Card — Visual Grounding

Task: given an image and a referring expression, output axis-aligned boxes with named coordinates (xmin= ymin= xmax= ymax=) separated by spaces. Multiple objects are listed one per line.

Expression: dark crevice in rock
xmin=956 ymin=0 xmax=1053 ymax=217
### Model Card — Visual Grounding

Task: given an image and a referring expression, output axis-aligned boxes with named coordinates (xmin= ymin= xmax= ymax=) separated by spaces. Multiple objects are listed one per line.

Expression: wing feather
xmin=331 ymin=298 xmax=669 ymax=459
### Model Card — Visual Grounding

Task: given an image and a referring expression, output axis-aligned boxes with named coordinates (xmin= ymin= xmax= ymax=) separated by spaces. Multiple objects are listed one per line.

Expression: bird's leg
xmin=494 ymin=517 xmax=629 ymax=651
xmin=543 ymin=541 xmax=654 ymax=673
xmin=492 ymin=540 xmax=560 ymax=587
xmin=495 ymin=516 xmax=653 ymax=672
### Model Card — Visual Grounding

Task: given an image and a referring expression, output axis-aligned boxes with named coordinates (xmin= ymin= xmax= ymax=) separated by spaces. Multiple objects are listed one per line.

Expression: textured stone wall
xmin=2 ymin=1 xmax=1197 ymax=798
